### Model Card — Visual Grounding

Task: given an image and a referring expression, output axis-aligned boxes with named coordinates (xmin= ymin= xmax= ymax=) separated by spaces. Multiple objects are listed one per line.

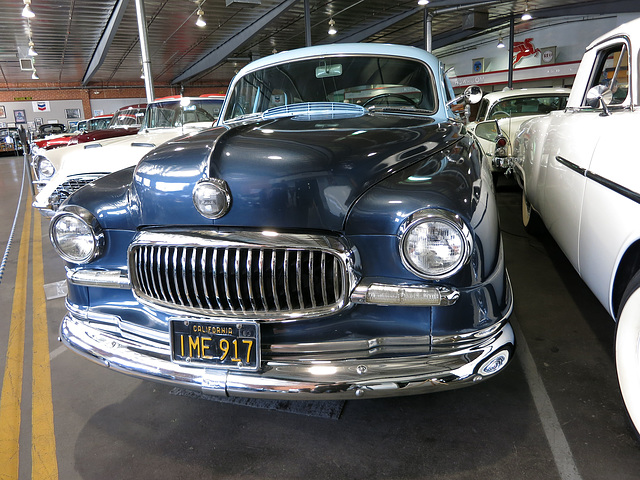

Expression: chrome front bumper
xmin=59 ymin=312 xmax=515 ymax=400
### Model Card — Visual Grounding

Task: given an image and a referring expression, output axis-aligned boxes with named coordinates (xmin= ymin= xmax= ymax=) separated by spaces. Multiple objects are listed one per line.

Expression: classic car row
xmin=38 ymin=16 xmax=640 ymax=439
xmin=31 ymin=105 xmax=147 ymax=154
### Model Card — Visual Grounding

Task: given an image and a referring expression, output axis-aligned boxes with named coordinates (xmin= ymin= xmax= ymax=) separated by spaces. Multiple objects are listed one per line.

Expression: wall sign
xmin=33 ymin=101 xmax=50 ymax=112
xmin=513 ymin=38 xmax=541 ymax=65
xmin=13 ymin=109 xmax=26 ymax=124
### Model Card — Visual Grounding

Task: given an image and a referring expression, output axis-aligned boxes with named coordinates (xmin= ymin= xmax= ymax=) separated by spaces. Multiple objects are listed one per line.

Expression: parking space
xmin=0 ymin=153 xmax=639 ymax=479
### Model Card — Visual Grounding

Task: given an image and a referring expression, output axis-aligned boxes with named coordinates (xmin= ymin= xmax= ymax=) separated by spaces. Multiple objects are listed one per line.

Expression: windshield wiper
xmin=367 ymin=106 xmax=434 ymax=116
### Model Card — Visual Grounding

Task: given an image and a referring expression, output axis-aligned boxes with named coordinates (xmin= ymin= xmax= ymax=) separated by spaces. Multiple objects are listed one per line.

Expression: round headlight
xmin=193 ymin=178 xmax=231 ymax=219
xmin=400 ymin=210 xmax=471 ymax=278
xmin=49 ymin=207 xmax=103 ymax=264
xmin=36 ymin=156 xmax=55 ymax=179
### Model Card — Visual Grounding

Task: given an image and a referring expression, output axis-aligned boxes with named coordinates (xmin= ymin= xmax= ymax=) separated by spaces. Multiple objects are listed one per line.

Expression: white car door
xmin=540 ymin=39 xmax=632 ymax=275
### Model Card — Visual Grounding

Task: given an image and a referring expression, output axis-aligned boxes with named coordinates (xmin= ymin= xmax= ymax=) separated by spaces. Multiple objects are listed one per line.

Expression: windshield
xmin=88 ymin=117 xmax=110 ymax=131
xmin=487 ymin=95 xmax=568 ymax=120
xmin=141 ymin=98 xmax=223 ymax=129
xmin=223 ymin=55 xmax=436 ymax=121
xmin=108 ymin=107 xmax=146 ymax=128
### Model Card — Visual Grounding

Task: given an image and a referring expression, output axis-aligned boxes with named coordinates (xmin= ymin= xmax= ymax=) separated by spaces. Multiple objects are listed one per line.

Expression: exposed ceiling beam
xmin=329 ymin=7 xmax=422 ymax=44
xmin=172 ymin=0 xmax=300 ymax=85
xmin=82 ymin=0 xmax=130 ymax=86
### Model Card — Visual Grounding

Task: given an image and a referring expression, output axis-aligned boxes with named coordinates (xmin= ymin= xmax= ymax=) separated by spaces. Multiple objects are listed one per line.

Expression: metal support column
xmin=135 ymin=0 xmax=154 ymax=102
xmin=508 ymin=15 xmax=514 ymax=89
xmin=304 ymin=0 xmax=312 ymax=46
xmin=424 ymin=9 xmax=432 ymax=52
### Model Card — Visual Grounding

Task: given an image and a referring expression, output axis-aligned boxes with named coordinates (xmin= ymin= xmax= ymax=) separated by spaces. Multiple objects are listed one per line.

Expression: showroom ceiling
xmin=0 ymin=0 xmax=637 ymax=89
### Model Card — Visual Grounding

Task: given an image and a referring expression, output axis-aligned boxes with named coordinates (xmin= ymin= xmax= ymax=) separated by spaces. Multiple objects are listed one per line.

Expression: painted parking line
xmin=0 ymin=185 xmax=59 ymax=479
xmin=31 ymin=213 xmax=59 ymax=479
xmin=0 ymin=190 xmax=32 ymax=479
xmin=514 ymin=319 xmax=582 ymax=480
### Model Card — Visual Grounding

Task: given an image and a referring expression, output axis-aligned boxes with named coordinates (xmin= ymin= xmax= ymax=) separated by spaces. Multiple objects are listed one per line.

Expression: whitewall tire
xmin=615 ymin=272 xmax=640 ymax=438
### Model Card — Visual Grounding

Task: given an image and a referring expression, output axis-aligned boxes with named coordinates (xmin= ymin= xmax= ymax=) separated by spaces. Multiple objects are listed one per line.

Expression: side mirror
xmin=464 ymin=85 xmax=483 ymax=105
xmin=473 ymin=120 xmax=501 ymax=142
xmin=447 ymin=85 xmax=483 ymax=108
xmin=586 ymin=84 xmax=613 ymax=116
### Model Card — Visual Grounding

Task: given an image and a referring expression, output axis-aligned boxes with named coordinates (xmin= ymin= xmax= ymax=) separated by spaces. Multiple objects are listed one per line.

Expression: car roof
xmin=586 ymin=17 xmax=640 ymax=51
xmin=234 ymin=43 xmax=440 ymax=78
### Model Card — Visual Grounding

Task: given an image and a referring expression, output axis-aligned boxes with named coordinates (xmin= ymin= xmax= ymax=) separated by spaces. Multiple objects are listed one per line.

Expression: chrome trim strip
xmin=351 ymin=282 xmax=458 ymax=307
xmin=296 ymin=251 xmax=303 ymax=308
xmin=60 ymin=314 xmax=514 ymax=400
xmin=66 ymin=267 xmax=130 ymax=289
xmin=284 ymin=251 xmax=292 ymax=310
xmin=235 ymin=248 xmax=245 ymax=312
xmin=556 ymin=155 xmax=640 ymax=205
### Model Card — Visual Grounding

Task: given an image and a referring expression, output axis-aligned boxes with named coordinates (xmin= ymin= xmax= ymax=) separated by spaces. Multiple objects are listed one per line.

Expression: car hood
xmin=74 ymin=126 xmax=140 ymax=143
xmin=127 ymin=113 xmax=465 ymax=231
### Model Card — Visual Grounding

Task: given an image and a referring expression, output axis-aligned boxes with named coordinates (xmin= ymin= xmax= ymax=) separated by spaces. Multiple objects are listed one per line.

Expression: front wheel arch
xmin=612 ymin=240 xmax=640 ymax=319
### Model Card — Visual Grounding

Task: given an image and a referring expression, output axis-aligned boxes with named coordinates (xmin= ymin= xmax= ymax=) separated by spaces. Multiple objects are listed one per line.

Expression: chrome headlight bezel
xmin=49 ymin=205 xmax=104 ymax=264
xmin=192 ymin=178 xmax=232 ymax=219
xmin=398 ymin=209 xmax=472 ymax=279
xmin=34 ymin=155 xmax=55 ymax=180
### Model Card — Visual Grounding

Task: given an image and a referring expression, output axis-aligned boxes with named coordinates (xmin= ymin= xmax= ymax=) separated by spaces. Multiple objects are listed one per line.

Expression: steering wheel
xmin=363 ymin=93 xmax=419 ymax=108
xmin=194 ymin=107 xmax=216 ymax=122
xmin=490 ymin=110 xmax=510 ymax=120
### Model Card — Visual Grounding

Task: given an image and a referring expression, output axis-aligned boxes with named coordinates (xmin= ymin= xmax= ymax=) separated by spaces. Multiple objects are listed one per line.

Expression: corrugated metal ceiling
xmin=0 ymin=0 xmax=637 ymax=89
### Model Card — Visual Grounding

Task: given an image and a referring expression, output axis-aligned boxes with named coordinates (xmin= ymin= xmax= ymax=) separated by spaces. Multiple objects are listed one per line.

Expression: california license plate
xmin=170 ymin=319 xmax=260 ymax=370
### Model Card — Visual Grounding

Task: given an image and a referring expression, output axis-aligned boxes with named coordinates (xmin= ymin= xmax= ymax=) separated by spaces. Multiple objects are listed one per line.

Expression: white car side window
xmin=585 ymin=42 xmax=629 ymax=107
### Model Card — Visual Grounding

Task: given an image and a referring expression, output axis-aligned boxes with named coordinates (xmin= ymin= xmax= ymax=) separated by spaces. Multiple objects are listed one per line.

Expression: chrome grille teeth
xmin=130 ymin=244 xmax=345 ymax=316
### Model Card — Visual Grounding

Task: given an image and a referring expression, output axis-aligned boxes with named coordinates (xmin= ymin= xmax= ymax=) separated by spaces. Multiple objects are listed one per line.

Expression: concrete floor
xmin=0 ymin=152 xmax=639 ymax=479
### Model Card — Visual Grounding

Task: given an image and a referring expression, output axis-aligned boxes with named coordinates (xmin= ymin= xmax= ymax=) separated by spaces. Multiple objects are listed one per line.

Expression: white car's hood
xmin=33 ymin=123 xmax=213 ymax=211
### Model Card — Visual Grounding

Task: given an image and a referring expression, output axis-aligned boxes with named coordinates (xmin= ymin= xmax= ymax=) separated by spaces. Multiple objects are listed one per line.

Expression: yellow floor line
xmin=31 ymin=213 xmax=59 ymax=479
xmin=0 ymin=190 xmax=32 ymax=480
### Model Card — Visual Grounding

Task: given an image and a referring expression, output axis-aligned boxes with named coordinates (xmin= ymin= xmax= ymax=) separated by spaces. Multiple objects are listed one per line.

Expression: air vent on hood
xmin=263 ymin=102 xmax=365 ymax=120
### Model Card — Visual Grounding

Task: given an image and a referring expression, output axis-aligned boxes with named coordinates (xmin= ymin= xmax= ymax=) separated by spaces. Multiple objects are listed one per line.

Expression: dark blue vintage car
xmin=50 ymin=43 xmax=514 ymax=399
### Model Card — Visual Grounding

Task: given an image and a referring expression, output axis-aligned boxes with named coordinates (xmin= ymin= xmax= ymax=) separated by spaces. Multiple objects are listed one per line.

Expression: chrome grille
xmin=129 ymin=231 xmax=351 ymax=319
xmin=50 ymin=176 xmax=100 ymax=209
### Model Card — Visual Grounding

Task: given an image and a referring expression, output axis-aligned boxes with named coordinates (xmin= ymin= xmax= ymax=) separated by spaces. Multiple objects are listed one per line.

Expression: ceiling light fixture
xmin=418 ymin=0 xmax=430 ymax=5
xmin=497 ymin=37 xmax=505 ymax=48
xmin=328 ymin=18 xmax=337 ymax=35
xmin=28 ymin=40 xmax=38 ymax=56
xmin=22 ymin=0 xmax=35 ymax=18
xmin=196 ymin=7 xmax=206 ymax=27
xmin=521 ymin=2 xmax=532 ymax=21
xmin=31 ymin=69 xmax=39 ymax=80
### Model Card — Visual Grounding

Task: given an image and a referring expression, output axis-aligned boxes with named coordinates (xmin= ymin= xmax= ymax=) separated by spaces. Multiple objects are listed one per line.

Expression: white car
xmin=513 ymin=18 xmax=640 ymax=437
xmin=469 ymin=88 xmax=569 ymax=179
xmin=32 ymin=95 xmax=224 ymax=215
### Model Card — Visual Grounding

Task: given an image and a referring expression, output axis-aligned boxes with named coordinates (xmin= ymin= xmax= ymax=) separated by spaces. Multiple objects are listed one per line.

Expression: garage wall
xmin=0 ymin=98 xmax=84 ymax=130
xmin=437 ymin=14 xmax=638 ymax=91
xmin=89 ymin=97 xmax=147 ymax=116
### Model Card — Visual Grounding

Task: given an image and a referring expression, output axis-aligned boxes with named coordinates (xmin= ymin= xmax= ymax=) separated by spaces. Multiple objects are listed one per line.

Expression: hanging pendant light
xmin=22 ymin=0 xmax=35 ymax=18
xmin=196 ymin=7 xmax=206 ymax=27
xmin=328 ymin=19 xmax=337 ymax=35
xmin=521 ymin=2 xmax=532 ymax=21
xmin=497 ymin=37 xmax=505 ymax=49
xmin=28 ymin=40 xmax=38 ymax=56
xmin=31 ymin=69 xmax=39 ymax=80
